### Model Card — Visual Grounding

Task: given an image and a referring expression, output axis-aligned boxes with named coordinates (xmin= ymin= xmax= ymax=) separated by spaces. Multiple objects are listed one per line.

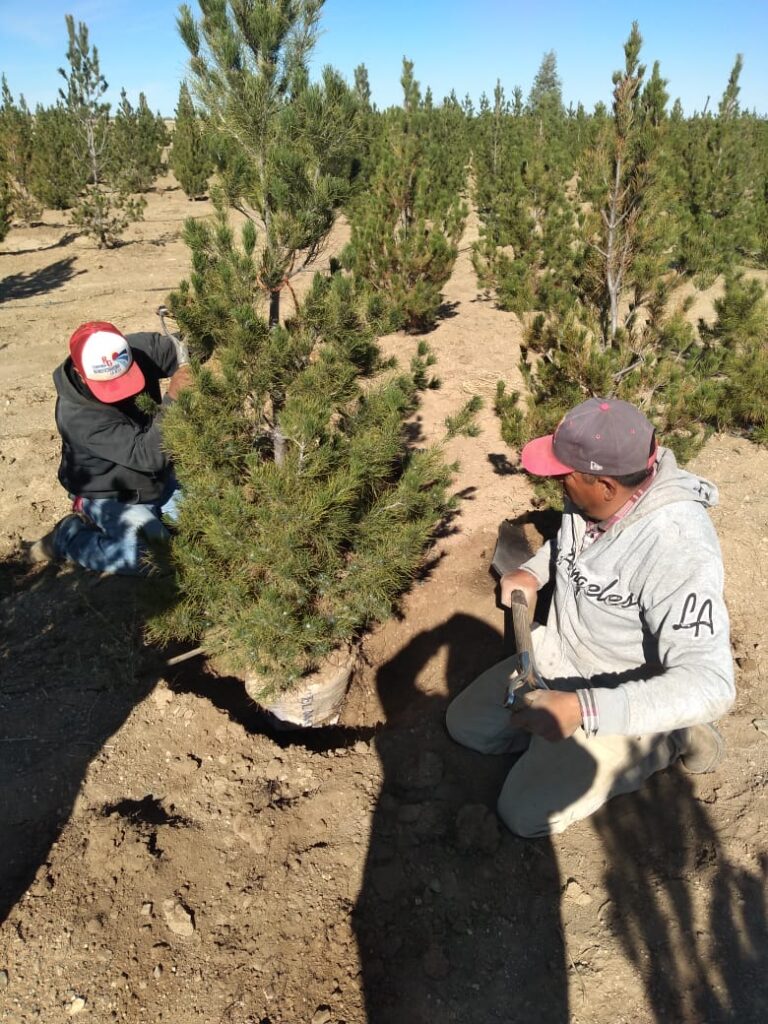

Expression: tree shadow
xmin=592 ymin=760 xmax=768 ymax=1022
xmin=0 ymin=556 xmax=164 ymax=926
xmin=487 ymin=451 xmax=520 ymax=476
xmin=352 ymin=611 xmax=587 ymax=1023
xmin=0 ymin=256 xmax=83 ymax=302
xmin=0 ymin=232 xmax=79 ymax=258
xmin=435 ymin=298 xmax=460 ymax=322
xmin=162 ymin=655 xmax=379 ymax=754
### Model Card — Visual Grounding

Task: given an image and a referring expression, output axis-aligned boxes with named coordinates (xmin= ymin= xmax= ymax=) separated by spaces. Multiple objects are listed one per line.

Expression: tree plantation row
xmin=2 ymin=5 xmax=766 ymax=700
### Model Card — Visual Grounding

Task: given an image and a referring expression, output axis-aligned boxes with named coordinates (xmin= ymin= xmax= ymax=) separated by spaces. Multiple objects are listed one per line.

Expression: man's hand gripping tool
xmin=156 ymin=305 xmax=190 ymax=367
xmin=504 ymin=589 xmax=548 ymax=708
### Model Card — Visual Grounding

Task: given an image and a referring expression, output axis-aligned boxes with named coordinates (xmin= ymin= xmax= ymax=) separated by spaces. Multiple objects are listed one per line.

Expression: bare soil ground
xmin=1 ymin=175 xmax=766 ymax=1024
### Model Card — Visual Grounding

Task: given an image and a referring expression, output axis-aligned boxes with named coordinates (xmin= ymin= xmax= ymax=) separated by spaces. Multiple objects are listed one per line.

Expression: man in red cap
xmin=447 ymin=397 xmax=734 ymax=837
xmin=29 ymin=321 xmax=192 ymax=574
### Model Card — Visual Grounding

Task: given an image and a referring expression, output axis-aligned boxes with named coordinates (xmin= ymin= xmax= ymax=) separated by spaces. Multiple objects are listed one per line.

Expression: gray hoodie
xmin=520 ymin=447 xmax=735 ymax=736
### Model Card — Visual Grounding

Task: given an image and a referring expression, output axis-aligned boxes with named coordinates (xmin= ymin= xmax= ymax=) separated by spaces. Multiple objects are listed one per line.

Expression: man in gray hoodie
xmin=447 ymin=397 xmax=734 ymax=837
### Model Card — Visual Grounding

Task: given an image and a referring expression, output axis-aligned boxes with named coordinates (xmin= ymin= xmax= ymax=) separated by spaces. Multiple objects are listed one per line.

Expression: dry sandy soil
xmin=1 ymin=175 xmax=767 ymax=1024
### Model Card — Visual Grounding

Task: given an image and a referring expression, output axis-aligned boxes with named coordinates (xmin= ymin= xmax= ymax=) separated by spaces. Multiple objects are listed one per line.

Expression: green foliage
xmin=108 ymin=89 xmax=168 ymax=193
xmin=494 ymin=381 xmax=526 ymax=449
xmin=469 ymin=22 xmax=768 ymax=477
xmin=343 ymin=58 xmax=467 ymax=333
xmin=58 ymin=15 xmax=146 ymax=246
xmin=690 ymin=274 xmax=768 ymax=440
xmin=577 ymin=22 xmax=675 ymax=348
xmin=0 ymin=175 xmax=12 ymax=241
xmin=168 ymin=193 xmax=273 ymax=361
xmin=527 ymin=50 xmax=564 ymax=124
xmin=170 ymin=82 xmax=212 ymax=199
xmin=675 ymin=56 xmax=765 ymax=281
xmin=0 ymin=76 xmax=41 ymax=223
xmin=29 ymin=103 xmax=85 ymax=209
xmin=69 ymin=188 xmax=146 ymax=247
xmin=445 ymin=396 xmax=483 ymax=439
xmin=178 ymin=0 xmax=361 ymax=325
xmin=471 ymin=67 xmax=580 ymax=320
xmin=149 ymin=271 xmax=463 ymax=692
xmin=353 ymin=64 xmax=372 ymax=109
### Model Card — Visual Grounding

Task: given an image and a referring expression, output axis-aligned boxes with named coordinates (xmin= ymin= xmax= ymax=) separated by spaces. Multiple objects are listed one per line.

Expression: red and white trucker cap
xmin=521 ymin=398 xmax=657 ymax=477
xmin=69 ymin=322 xmax=145 ymax=403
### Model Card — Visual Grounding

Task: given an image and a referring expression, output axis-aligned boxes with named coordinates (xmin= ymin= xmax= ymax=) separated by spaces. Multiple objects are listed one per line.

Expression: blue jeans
xmin=55 ymin=479 xmax=182 ymax=576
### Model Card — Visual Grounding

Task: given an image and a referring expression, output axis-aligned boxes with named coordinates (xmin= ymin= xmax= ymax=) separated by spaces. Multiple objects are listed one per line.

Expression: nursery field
xmin=1 ymin=176 xmax=767 ymax=1023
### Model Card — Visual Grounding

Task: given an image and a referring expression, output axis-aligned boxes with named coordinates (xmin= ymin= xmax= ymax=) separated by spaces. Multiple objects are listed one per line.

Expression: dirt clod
xmin=454 ymin=803 xmax=501 ymax=854
xmin=162 ymin=898 xmax=195 ymax=938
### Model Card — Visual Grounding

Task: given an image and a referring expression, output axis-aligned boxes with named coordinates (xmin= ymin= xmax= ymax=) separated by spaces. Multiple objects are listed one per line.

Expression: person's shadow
xmin=0 ymin=557 xmax=164 ymax=925
xmin=352 ymin=610 xmax=596 ymax=1023
xmin=592 ymin=757 xmax=768 ymax=1022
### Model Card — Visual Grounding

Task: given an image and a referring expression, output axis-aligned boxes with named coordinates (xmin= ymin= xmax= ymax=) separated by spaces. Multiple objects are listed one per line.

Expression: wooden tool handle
xmin=510 ymin=589 xmax=536 ymax=687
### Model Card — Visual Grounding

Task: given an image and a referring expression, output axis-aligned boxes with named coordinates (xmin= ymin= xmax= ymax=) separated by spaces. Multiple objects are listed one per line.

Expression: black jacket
xmin=53 ymin=332 xmax=179 ymax=503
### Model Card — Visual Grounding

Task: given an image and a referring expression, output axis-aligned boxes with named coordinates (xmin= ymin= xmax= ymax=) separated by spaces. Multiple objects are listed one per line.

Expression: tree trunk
xmin=272 ymin=425 xmax=287 ymax=467
xmin=605 ymin=154 xmax=623 ymax=347
xmin=269 ymin=289 xmax=280 ymax=327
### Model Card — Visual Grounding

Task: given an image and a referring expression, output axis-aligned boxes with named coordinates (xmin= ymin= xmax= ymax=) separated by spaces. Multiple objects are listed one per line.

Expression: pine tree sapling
xmin=149 ymin=272 xmax=473 ymax=698
xmin=0 ymin=175 xmax=12 ymax=241
xmin=29 ymin=103 xmax=86 ymax=209
xmin=0 ymin=76 xmax=41 ymax=224
xmin=109 ymin=90 xmax=168 ymax=193
xmin=677 ymin=55 xmax=763 ymax=281
xmin=343 ymin=58 xmax=467 ymax=333
xmin=170 ymin=82 xmax=212 ymax=199
xmin=178 ymin=0 xmax=360 ymax=326
xmin=58 ymin=15 xmax=146 ymax=246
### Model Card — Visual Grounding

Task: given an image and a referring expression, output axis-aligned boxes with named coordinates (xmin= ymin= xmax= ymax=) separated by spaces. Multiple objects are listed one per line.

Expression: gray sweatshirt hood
xmin=613 ymin=446 xmax=719 ymax=532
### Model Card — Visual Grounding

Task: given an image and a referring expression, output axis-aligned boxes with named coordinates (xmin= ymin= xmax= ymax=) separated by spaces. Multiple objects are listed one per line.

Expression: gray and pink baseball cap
xmin=521 ymin=398 xmax=657 ymax=477
xmin=69 ymin=321 xmax=145 ymax=403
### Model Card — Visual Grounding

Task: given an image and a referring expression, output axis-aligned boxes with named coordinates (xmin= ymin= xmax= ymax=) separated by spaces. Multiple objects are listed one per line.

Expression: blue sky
xmin=1 ymin=1 xmax=766 ymax=117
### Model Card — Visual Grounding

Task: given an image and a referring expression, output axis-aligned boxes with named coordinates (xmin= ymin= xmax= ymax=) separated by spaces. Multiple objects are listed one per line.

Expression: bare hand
xmin=510 ymin=689 xmax=582 ymax=742
xmin=500 ymin=568 xmax=539 ymax=610
xmin=167 ymin=364 xmax=194 ymax=400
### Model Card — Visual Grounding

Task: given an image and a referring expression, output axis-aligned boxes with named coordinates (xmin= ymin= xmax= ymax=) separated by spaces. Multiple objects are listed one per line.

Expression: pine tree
xmin=689 ymin=273 xmax=768 ymax=443
xmin=149 ymin=269 xmax=475 ymax=692
xmin=29 ymin=103 xmax=86 ymax=209
xmin=0 ymin=175 xmax=12 ymax=241
xmin=108 ymin=90 xmax=168 ymax=193
xmin=676 ymin=56 xmax=761 ymax=279
xmin=170 ymin=82 xmax=212 ymax=199
xmin=0 ymin=76 xmax=41 ymax=223
xmin=149 ymin=5 xmax=480 ymax=698
xmin=472 ymin=64 xmax=577 ymax=318
xmin=58 ymin=15 xmax=146 ymax=247
xmin=342 ymin=59 xmax=467 ymax=333
xmin=527 ymin=50 xmax=565 ymax=131
xmin=177 ymin=0 xmax=360 ymax=327
xmin=577 ymin=22 xmax=671 ymax=347
xmin=353 ymin=63 xmax=372 ymax=109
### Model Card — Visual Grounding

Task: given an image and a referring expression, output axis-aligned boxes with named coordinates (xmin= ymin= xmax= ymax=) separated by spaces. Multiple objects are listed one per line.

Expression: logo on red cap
xmin=69 ymin=322 xmax=145 ymax=403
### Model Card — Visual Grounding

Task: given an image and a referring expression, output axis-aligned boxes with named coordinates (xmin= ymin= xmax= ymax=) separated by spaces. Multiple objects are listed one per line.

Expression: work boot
xmin=25 ymin=514 xmax=81 ymax=564
xmin=676 ymin=723 xmax=725 ymax=774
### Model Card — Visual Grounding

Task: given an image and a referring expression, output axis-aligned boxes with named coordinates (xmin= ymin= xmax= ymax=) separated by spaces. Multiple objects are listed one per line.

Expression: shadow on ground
xmin=593 ymin=763 xmax=768 ymax=1022
xmin=0 ymin=232 xmax=79 ymax=259
xmin=351 ymin=611 xmax=574 ymax=1023
xmin=0 ymin=556 xmax=163 ymax=926
xmin=0 ymin=256 xmax=83 ymax=303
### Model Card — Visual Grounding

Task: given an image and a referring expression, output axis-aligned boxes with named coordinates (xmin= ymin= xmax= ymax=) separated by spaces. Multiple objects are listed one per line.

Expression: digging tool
xmin=504 ymin=589 xmax=548 ymax=709
xmin=156 ymin=304 xmax=190 ymax=367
